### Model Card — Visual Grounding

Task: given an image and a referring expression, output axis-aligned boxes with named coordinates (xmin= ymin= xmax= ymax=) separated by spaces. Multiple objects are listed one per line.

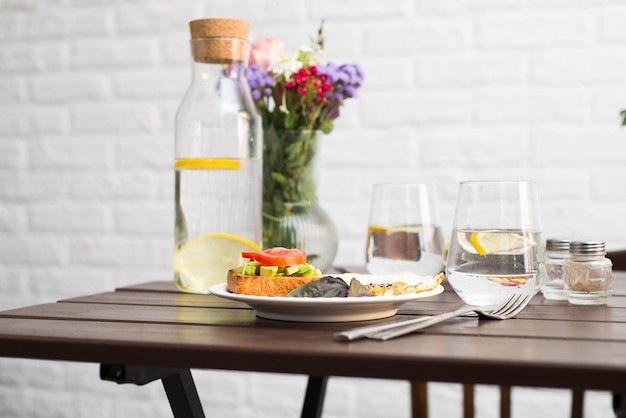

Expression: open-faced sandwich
xmin=227 ymin=247 xmax=444 ymax=298
xmin=227 ymin=247 xmax=323 ymax=296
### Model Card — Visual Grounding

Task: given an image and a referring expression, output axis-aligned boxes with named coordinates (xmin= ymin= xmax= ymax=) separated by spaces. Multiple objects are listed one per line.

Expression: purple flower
xmin=247 ymin=64 xmax=274 ymax=100
xmin=317 ymin=62 xmax=363 ymax=106
xmin=319 ymin=63 xmax=341 ymax=84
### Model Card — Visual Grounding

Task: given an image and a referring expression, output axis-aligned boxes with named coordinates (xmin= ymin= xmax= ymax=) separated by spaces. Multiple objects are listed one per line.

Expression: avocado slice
xmin=237 ymin=261 xmax=319 ymax=278
xmin=285 ymin=264 xmax=300 ymax=275
xmin=298 ymin=264 xmax=313 ymax=275
xmin=260 ymin=265 xmax=279 ymax=277
xmin=243 ymin=261 xmax=261 ymax=276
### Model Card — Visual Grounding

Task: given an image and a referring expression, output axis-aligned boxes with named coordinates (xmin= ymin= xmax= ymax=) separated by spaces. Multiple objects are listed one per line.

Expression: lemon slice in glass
xmin=368 ymin=225 xmax=423 ymax=234
xmin=174 ymin=233 xmax=260 ymax=294
xmin=367 ymin=225 xmax=389 ymax=233
xmin=470 ymin=231 xmax=536 ymax=256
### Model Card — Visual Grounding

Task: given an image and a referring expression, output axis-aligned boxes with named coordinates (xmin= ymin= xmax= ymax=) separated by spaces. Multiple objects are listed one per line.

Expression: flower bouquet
xmin=246 ymin=24 xmax=363 ymax=268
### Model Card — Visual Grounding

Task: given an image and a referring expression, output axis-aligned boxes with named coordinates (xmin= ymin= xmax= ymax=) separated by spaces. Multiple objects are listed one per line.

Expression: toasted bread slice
xmin=226 ymin=269 xmax=322 ymax=296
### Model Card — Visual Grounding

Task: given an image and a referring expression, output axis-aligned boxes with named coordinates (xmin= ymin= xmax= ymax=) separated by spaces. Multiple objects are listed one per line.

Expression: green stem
xmin=262 ymin=129 xmax=319 ymax=249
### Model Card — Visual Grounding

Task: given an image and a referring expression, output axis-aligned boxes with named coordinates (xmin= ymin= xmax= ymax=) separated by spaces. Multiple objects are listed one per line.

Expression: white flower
xmin=299 ymin=42 xmax=323 ymax=65
xmin=269 ymin=50 xmax=302 ymax=79
xmin=268 ymin=41 xmax=324 ymax=79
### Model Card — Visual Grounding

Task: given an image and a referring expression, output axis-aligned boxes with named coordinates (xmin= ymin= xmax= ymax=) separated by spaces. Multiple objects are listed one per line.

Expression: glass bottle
xmin=174 ymin=18 xmax=262 ymax=294
xmin=564 ymin=241 xmax=612 ymax=305
xmin=541 ymin=238 xmax=571 ymax=301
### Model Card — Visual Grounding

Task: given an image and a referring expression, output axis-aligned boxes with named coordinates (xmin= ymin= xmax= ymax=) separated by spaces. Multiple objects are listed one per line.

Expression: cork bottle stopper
xmin=189 ymin=18 xmax=249 ymax=64
xmin=189 ymin=18 xmax=249 ymax=40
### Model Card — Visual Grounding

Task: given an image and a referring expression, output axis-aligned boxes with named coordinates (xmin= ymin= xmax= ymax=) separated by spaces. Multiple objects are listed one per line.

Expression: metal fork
xmin=334 ymin=292 xmax=534 ymax=342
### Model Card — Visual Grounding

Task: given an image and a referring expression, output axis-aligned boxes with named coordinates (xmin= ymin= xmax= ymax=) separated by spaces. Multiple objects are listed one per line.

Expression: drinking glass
xmin=365 ymin=183 xmax=445 ymax=276
xmin=446 ymin=181 xmax=546 ymax=306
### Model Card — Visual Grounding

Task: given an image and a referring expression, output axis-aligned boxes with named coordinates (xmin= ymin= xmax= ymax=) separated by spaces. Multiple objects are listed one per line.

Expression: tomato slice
xmin=241 ymin=247 xmax=307 ymax=266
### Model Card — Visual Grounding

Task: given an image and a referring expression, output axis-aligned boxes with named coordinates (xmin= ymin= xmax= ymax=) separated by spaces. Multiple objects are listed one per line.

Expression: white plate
xmin=209 ymin=282 xmax=444 ymax=322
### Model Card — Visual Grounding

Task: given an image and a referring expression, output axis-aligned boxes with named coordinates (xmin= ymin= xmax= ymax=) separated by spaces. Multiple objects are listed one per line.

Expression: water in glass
xmin=366 ymin=224 xmax=445 ymax=276
xmin=447 ymin=228 xmax=544 ymax=306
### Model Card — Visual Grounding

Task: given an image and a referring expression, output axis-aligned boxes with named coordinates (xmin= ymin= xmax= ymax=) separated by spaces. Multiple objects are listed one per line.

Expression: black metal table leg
xmin=162 ymin=369 xmax=205 ymax=418
xmin=614 ymin=393 xmax=626 ymax=418
xmin=301 ymin=376 xmax=328 ymax=418
xmin=100 ymin=365 xmax=205 ymax=418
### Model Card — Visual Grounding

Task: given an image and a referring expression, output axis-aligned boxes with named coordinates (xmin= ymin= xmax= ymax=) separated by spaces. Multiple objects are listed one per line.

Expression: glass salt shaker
xmin=541 ymin=238 xmax=571 ymax=301
xmin=564 ymin=241 xmax=613 ymax=305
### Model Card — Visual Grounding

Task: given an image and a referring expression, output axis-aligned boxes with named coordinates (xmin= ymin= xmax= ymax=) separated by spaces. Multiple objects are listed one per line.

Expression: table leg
xmin=100 ymin=365 xmax=205 ymax=418
xmin=614 ymin=393 xmax=626 ymax=418
xmin=463 ymin=384 xmax=474 ymax=418
xmin=301 ymin=376 xmax=328 ymax=418
xmin=411 ymin=381 xmax=428 ymax=418
xmin=571 ymin=389 xmax=583 ymax=418
xmin=500 ymin=385 xmax=511 ymax=418
xmin=162 ymin=369 xmax=205 ymax=418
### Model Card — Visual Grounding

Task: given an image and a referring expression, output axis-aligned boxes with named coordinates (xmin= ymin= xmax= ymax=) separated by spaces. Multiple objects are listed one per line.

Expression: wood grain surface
xmin=0 ymin=272 xmax=625 ymax=393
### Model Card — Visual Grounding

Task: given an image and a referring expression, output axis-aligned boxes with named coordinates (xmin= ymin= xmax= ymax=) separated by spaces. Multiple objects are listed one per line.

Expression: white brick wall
xmin=1 ymin=0 xmax=624 ymax=416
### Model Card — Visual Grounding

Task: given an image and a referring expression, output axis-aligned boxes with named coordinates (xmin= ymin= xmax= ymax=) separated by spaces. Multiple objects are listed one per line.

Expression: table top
xmin=1 ymin=271 xmax=625 ymax=392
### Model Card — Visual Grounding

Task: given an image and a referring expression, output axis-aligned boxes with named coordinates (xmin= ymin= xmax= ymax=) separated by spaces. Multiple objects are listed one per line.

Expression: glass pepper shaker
xmin=564 ymin=241 xmax=612 ymax=305
xmin=541 ymin=238 xmax=571 ymax=301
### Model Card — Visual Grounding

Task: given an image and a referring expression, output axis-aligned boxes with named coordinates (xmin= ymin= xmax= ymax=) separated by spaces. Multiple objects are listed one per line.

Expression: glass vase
xmin=262 ymin=128 xmax=338 ymax=271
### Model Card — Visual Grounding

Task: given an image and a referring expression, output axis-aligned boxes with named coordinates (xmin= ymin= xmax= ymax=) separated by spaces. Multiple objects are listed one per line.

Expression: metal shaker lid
xmin=546 ymin=238 xmax=572 ymax=252
xmin=569 ymin=241 xmax=605 ymax=255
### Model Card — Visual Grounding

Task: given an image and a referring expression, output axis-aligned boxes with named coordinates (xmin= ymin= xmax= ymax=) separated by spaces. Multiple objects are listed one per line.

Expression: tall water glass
xmin=366 ymin=183 xmax=445 ymax=276
xmin=446 ymin=181 xmax=545 ymax=306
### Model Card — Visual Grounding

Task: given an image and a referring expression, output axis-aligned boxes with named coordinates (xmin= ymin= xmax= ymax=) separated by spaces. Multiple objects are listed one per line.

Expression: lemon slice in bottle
xmin=174 ymin=233 xmax=260 ymax=293
xmin=470 ymin=231 xmax=536 ymax=256
xmin=175 ymin=158 xmax=241 ymax=170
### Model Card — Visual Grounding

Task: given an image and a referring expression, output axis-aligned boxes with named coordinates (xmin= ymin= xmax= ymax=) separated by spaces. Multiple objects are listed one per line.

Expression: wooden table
xmin=0 ymin=272 xmax=625 ymax=418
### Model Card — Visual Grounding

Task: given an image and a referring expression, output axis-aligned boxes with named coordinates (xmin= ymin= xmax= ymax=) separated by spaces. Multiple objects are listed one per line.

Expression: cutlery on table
xmin=335 ymin=292 xmax=533 ymax=342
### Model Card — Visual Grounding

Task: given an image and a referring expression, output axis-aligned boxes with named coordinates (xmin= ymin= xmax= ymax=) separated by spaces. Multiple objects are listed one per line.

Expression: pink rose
xmin=249 ymin=38 xmax=283 ymax=70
